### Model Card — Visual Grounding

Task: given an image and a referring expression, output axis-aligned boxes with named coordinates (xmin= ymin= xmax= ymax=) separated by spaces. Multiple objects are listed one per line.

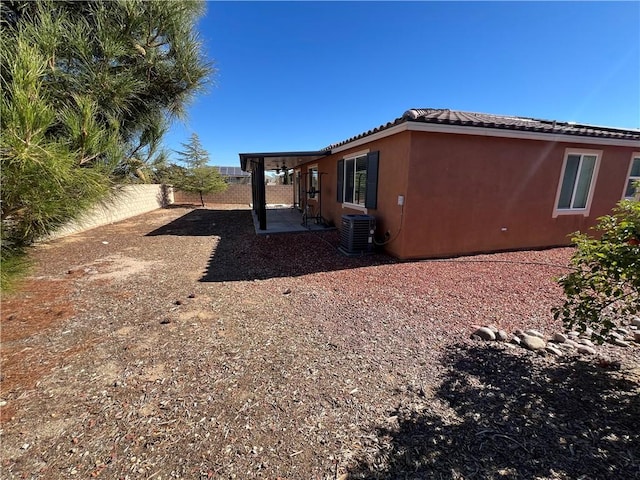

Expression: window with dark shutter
xmin=345 ymin=159 xmax=355 ymax=203
xmin=337 ymin=151 xmax=379 ymax=208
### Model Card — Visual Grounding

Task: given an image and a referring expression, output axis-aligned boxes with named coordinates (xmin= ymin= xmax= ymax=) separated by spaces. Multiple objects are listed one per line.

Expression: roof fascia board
xmin=330 ymin=123 xmax=408 ymax=154
xmin=239 ymin=151 xmax=328 ymax=159
xmin=407 ymin=122 xmax=640 ymax=147
xmin=330 ymin=122 xmax=640 ymax=153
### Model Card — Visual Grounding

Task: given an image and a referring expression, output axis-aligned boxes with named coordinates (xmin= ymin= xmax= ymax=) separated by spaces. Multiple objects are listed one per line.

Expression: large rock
xmin=473 ymin=327 xmax=496 ymax=341
xmin=495 ymin=330 xmax=509 ymax=342
xmin=521 ymin=334 xmax=546 ymax=351
xmin=545 ymin=345 xmax=563 ymax=356
xmin=525 ymin=329 xmax=545 ymax=339
xmin=631 ymin=316 xmax=640 ymax=327
xmin=552 ymin=333 xmax=568 ymax=343
xmin=577 ymin=345 xmax=596 ymax=355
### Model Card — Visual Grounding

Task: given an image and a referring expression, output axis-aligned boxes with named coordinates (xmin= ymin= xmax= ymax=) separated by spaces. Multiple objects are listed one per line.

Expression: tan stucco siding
xmin=401 ymin=131 xmax=636 ymax=259
xmin=295 ymin=129 xmax=636 ymax=259
xmin=301 ymin=132 xmax=412 ymax=257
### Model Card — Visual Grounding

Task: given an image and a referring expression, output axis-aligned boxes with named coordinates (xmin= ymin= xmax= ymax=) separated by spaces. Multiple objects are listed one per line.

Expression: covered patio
xmin=249 ymin=206 xmax=335 ymax=235
xmin=239 ymin=150 xmax=330 ymax=232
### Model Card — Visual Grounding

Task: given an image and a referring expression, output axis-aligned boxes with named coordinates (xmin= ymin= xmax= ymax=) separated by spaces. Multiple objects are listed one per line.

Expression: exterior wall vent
xmin=338 ymin=214 xmax=376 ymax=256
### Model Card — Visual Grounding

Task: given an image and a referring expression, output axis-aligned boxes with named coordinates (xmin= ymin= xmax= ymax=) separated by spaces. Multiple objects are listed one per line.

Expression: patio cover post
xmin=255 ymin=157 xmax=267 ymax=230
xmin=251 ymin=163 xmax=258 ymax=214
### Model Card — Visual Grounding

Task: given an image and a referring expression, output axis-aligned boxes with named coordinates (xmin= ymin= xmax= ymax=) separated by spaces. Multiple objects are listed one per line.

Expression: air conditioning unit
xmin=338 ymin=214 xmax=375 ymax=256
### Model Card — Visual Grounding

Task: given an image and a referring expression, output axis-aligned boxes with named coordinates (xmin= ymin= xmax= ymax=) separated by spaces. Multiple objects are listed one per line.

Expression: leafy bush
xmin=553 ymin=199 xmax=640 ymax=342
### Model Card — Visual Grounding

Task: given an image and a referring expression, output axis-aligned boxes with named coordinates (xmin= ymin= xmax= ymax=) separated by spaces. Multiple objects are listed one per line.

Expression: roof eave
xmin=329 ymin=120 xmax=640 ymax=153
xmin=239 ymin=151 xmax=330 ymax=171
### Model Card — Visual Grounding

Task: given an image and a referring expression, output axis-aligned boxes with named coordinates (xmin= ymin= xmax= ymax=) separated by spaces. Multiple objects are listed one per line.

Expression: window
xmin=624 ymin=155 xmax=640 ymax=199
xmin=308 ymin=166 xmax=318 ymax=196
xmin=344 ymin=155 xmax=368 ymax=205
xmin=337 ymin=151 xmax=379 ymax=209
xmin=554 ymin=149 xmax=601 ymax=216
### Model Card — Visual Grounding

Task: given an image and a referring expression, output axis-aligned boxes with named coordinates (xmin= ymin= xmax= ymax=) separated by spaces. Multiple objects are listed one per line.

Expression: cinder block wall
xmin=49 ymin=184 xmax=172 ymax=239
xmin=174 ymin=185 xmax=251 ymax=204
xmin=266 ymin=185 xmax=294 ymax=204
xmin=174 ymin=185 xmax=293 ymax=205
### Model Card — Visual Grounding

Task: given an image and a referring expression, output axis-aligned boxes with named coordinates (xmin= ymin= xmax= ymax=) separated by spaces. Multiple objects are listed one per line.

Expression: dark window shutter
xmin=337 ymin=159 xmax=344 ymax=202
xmin=365 ymin=151 xmax=379 ymax=209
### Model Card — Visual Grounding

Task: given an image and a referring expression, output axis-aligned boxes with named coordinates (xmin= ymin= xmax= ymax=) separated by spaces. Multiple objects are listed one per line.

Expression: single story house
xmin=216 ymin=166 xmax=252 ymax=184
xmin=240 ymin=108 xmax=640 ymax=260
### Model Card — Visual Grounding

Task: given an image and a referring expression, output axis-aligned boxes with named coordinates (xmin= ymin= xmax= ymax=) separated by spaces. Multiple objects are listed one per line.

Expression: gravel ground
xmin=1 ymin=205 xmax=639 ymax=479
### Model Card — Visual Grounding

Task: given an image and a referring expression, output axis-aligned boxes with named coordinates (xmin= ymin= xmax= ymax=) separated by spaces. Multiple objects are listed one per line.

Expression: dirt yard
xmin=1 ymin=206 xmax=638 ymax=479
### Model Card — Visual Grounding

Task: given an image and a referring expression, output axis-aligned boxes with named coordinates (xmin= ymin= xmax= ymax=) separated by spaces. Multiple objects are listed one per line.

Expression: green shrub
xmin=553 ymin=199 xmax=640 ymax=342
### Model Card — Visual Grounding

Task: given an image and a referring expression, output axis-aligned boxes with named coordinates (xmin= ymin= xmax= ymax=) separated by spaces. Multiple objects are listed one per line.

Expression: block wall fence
xmin=173 ymin=184 xmax=294 ymax=206
xmin=48 ymin=184 xmax=172 ymax=239
xmin=47 ymin=184 xmax=295 ymax=239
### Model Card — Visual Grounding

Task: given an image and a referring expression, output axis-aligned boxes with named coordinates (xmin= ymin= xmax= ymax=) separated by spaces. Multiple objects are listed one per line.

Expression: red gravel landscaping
xmin=1 ymin=206 xmax=638 ymax=479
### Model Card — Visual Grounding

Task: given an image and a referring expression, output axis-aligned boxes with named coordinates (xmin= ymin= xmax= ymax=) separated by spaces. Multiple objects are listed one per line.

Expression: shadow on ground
xmin=348 ymin=344 xmax=640 ymax=479
xmin=146 ymin=208 xmax=394 ymax=282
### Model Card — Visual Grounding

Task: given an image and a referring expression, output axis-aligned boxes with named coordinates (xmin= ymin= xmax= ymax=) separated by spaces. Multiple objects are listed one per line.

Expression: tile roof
xmin=324 ymin=108 xmax=640 ymax=150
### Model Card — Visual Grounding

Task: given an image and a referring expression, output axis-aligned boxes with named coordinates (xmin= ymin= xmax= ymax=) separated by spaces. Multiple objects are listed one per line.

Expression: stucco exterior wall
xmin=400 ymin=131 xmax=636 ymax=259
xmin=298 ymin=132 xmax=412 ymax=258
xmin=49 ymin=184 xmax=172 ymax=239
xmin=297 ymin=130 xmax=637 ymax=260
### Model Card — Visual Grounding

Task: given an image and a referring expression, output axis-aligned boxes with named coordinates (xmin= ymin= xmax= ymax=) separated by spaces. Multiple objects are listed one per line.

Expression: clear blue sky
xmin=164 ymin=1 xmax=640 ymax=167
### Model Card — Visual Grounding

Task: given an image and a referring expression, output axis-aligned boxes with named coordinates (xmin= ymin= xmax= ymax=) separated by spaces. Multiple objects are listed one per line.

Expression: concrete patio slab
xmin=251 ymin=206 xmax=335 ymax=235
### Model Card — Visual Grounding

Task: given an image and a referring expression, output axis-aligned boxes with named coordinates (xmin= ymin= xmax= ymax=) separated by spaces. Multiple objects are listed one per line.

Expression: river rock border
xmin=471 ymin=316 xmax=640 ymax=360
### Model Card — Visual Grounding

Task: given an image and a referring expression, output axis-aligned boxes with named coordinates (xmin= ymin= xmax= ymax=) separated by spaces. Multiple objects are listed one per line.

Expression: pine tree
xmin=1 ymin=0 xmax=212 ymax=290
xmin=176 ymin=133 xmax=211 ymax=169
xmin=170 ymin=134 xmax=227 ymax=207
